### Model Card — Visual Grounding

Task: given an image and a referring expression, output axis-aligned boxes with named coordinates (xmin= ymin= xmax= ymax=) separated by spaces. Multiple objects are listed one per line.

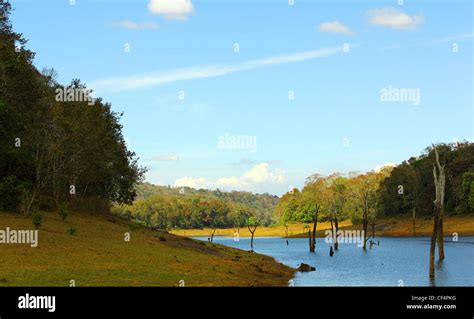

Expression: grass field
xmin=171 ymin=215 xmax=474 ymax=238
xmin=0 ymin=211 xmax=294 ymax=286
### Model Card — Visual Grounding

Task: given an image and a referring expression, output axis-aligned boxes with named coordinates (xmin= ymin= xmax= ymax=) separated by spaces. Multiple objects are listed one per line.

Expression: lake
xmin=194 ymin=236 xmax=474 ymax=286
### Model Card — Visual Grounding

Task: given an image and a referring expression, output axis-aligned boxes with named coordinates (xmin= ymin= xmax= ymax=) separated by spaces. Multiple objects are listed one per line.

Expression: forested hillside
xmin=112 ymin=183 xmax=279 ymax=228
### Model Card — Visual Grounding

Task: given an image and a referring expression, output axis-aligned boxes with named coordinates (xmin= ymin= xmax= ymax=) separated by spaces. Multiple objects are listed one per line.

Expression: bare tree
xmin=434 ymin=147 xmax=446 ymax=260
xmin=430 ymin=146 xmax=446 ymax=278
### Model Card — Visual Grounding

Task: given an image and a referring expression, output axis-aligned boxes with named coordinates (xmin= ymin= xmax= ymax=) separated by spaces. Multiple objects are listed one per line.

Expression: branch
xmin=433 ymin=145 xmax=445 ymax=170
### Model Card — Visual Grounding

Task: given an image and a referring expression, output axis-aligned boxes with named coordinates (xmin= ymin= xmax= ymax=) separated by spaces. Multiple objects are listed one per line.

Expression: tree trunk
xmin=248 ymin=225 xmax=257 ymax=251
xmin=334 ymin=218 xmax=339 ymax=250
xmin=210 ymin=228 xmax=217 ymax=243
xmin=330 ymin=219 xmax=334 ymax=246
xmin=310 ymin=218 xmax=318 ymax=253
xmin=412 ymin=207 xmax=416 ymax=237
xmin=437 ymin=216 xmax=445 ymax=260
xmin=362 ymin=193 xmax=369 ymax=251
xmin=372 ymin=221 xmax=375 ymax=240
xmin=430 ymin=204 xmax=440 ymax=278
xmin=308 ymin=229 xmax=312 ymax=252
xmin=434 ymin=147 xmax=446 ymax=260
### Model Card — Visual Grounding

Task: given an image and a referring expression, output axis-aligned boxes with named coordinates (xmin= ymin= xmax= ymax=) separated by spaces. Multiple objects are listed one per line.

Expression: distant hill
xmin=135 ymin=183 xmax=280 ymax=226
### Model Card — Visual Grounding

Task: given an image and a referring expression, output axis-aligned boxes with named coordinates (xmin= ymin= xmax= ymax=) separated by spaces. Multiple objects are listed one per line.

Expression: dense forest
xmin=112 ymin=183 xmax=279 ymax=228
xmin=0 ymin=2 xmax=144 ymax=218
xmin=276 ymin=142 xmax=474 ymax=226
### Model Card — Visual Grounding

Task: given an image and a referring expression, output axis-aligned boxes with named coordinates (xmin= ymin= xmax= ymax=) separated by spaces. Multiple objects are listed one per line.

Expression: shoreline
xmin=171 ymin=215 xmax=474 ymax=238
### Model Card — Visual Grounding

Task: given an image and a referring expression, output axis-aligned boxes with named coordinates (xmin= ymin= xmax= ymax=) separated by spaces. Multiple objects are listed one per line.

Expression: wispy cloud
xmin=436 ymin=31 xmax=474 ymax=43
xmin=367 ymin=7 xmax=423 ymax=30
xmin=148 ymin=0 xmax=194 ymax=20
xmin=110 ymin=20 xmax=159 ymax=30
xmin=317 ymin=21 xmax=354 ymax=35
xmin=148 ymin=153 xmax=180 ymax=162
xmin=380 ymin=31 xmax=474 ymax=51
xmin=91 ymin=46 xmax=346 ymax=92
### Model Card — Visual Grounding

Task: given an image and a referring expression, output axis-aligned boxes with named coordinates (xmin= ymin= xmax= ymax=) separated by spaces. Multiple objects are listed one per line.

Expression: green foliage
xmin=136 ymin=183 xmax=278 ymax=225
xmin=67 ymin=226 xmax=77 ymax=236
xmin=279 ymin=143 xmax=473 ymax=225
xmin=247 ymin=216 xmax=259 ymax=227
xmin=58 ymin=203 xmax=69 ymax=221
xmin=0 ymin=3 xmax=145 ymax=214
xmin=378 ymin=142 xmax=474 ymax=216
xmin=117 ymin=183 xmax=275 ymax=229
xmin=113 ymin=184 xmax=267 ymax=230
xmin=459 ymin=171 xmax=474 ymax=213
xmin=31 ymin=211 xmax=42 ymax=229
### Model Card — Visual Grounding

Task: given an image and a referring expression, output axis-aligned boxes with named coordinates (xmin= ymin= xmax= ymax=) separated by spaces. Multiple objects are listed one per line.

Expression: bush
xmin=67 ymin=227 xmax=76 ymax=236
xmin=58 ymin=203 xmax=69 ymax=221
xmin=31 ymin=212 xmax=42 ymax=229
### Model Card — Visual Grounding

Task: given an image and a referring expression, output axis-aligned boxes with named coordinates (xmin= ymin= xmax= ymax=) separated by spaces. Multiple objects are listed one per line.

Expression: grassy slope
xmin=0 ymin=211 xmax=294 ymax=286
xmin=171 ymin=215 xmax=474 ymax=238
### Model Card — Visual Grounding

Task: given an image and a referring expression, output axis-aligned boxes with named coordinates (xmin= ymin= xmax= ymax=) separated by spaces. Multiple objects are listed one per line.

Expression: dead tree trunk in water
xmin=430 ymin=201 xmax=440 ymax=278
xmin=434 ymin=147 xmax=446 ymax=260
xmin=309 ymin=210 xmax=318 ymax=253
xmin=431 ymin=147 xmax=446 ymax=278
xmin=330 ymin=218 xmax=334 ymax=247
xmin=334 ymin=217 xmax=339 ymax=250
xmin=362 ymin=191 xmax=369 ymax=251
xmin=412 ymin=207 xmax=416 ymax=237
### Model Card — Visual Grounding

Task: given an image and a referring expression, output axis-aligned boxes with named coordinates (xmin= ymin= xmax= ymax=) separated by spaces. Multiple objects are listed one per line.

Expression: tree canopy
xmin=0 ymin=1 xmax=144 ymax=213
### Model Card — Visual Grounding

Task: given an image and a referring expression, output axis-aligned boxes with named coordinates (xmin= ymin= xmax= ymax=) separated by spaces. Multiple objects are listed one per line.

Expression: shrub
xmin=58 ymin=203 xmax=69 ymax=221
xmin=32 ymin=212 xmax=42 ymax=229
xmin=67 ymin=227 xmax=76 ymax=236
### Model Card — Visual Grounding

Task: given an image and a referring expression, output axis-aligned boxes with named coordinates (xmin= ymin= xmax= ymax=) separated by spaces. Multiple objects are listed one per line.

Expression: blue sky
xmin=10 ymin=0 xmax=473 ymax=195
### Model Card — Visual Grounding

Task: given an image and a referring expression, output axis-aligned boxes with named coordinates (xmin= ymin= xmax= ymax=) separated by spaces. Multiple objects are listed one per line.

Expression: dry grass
xmin=0 ymin=211 xmax=294 ymax=286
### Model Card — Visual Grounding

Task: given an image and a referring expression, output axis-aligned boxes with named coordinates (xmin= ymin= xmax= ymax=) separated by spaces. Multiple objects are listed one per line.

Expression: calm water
xmin=195 ymin=236 xmax=474 ymax=286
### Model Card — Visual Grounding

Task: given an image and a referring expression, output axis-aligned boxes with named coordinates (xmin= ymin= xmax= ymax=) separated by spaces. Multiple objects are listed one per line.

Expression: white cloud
xmin=367 ymin=7 xmax=423 ymax=30
xmin=241 ymin=163 xmax=285 ymax=184
xmin=174 ymin=163 xmax=285 ymax=192
xmin=110 ymin=20 xmax=159 ymax=30
xmin=90 ymin=46 xmax=345 ymax=92
xmin=317 ymin=21 xmax=354 ymax=35
xmin=374 ymin=162 xmax=396 ymax=173
xmin=150 ymin=153 xmax=180 ymax=162
xmin=148 ymin=0 xmax=194 ymax=20
xmin=174 ymin=176 xmax=208 ymax=189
